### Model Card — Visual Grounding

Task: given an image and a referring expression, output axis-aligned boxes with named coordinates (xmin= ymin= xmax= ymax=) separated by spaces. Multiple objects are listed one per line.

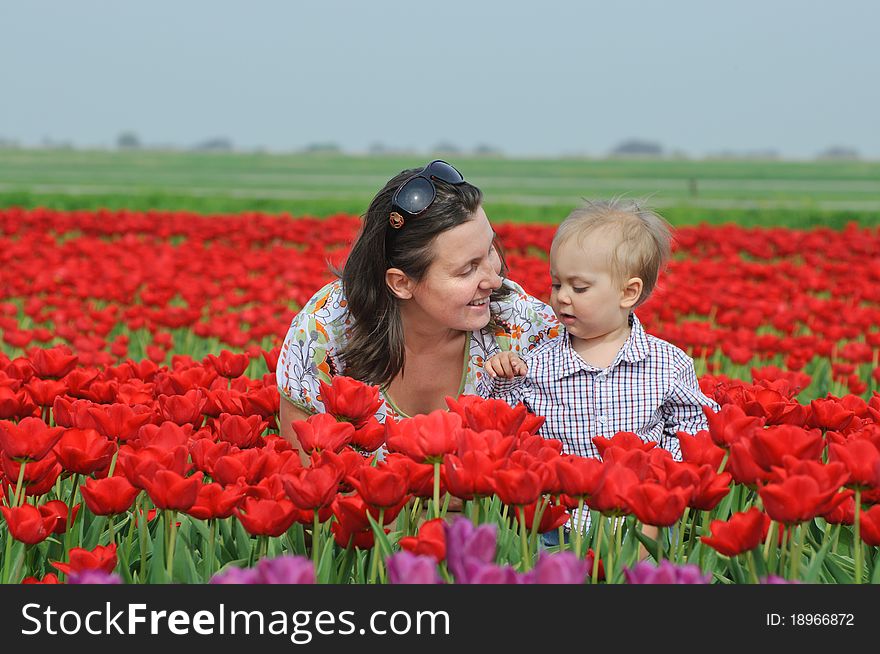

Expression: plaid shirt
xmin=492 ymin=313 xmax=719 ymax=531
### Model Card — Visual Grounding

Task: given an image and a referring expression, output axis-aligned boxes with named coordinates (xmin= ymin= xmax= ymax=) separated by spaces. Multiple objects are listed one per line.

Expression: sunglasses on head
xmin=389 ymin=160 xmax=465 ymax=228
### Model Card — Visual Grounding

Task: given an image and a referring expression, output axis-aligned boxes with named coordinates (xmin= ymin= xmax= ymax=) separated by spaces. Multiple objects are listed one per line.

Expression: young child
xmin=486 ymin=199 xmax=719 ymax=539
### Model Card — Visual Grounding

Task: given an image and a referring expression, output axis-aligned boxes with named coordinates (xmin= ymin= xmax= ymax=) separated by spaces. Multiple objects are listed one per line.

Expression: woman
xmin=277 ymin=160 xmax=559 ymax=452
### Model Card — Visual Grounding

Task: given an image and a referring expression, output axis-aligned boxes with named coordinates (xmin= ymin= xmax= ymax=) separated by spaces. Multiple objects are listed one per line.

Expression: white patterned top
xmin=277 ymin=278 xmax=560 ymax=422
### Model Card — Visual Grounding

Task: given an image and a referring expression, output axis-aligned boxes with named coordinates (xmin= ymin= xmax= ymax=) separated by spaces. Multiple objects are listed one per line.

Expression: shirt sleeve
xmin=489 ymin=373 xmax=531 ymax=407
xmin=276 ymin=291 xmax=338 ymax=416
xmin=490 ymin=279 xmax=560 ymax=355
xmin=661 ymin=356 xmax=721 ymax=458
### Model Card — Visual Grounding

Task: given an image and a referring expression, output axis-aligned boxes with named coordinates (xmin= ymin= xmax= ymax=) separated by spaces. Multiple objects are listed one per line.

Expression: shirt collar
xmin=552 ymin=313 xmax=650 ymax=380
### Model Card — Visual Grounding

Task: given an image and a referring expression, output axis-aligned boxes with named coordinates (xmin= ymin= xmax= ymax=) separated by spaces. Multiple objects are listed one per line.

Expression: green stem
xmin=854 ymin=488 xmax=863 ymax=584
xmin=432 ymin=461 xmax=441 ymax=520
xmin=63 ymin=473 xmax=80 ymax=556
xmin=518 ymin=507 xmax=531 ymax=571
xmin=674 ymin=507 xmax=690 ymax=562
xmin=789 ymin=524 xmax=806 ymax=581
xmin=137 ymin=496 xmax=148 ymax=582
xmin=166 ymin=510 xmax=178 ymax=582
xmin=12 ymin=460 xmax=27 ymax=508
xmin=369 ymin=508 xmax=385 ymax=584
xmin=747 ymin=549 xmax=761 ymax=584
xmin=470 ymin=498 xmax=480 ymax=526
xmin=591 ymin=516 xmax=604 ymax=584
xmin=312 ymin=510 xmax=321 ymax=567
xmin=574 ymin=498 xmax=585 ymax=557
xmin=204 ymin=519 xmax=217 ymax=582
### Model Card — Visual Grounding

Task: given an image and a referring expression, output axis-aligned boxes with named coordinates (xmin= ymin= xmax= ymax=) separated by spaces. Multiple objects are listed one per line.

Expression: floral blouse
xmin=276 ymin=278 xmax=560 ymax=423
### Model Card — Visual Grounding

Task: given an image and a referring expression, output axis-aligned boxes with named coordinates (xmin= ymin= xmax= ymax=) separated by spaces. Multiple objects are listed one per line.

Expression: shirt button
xmin=598 ymin=416 xmax=607 ymax=424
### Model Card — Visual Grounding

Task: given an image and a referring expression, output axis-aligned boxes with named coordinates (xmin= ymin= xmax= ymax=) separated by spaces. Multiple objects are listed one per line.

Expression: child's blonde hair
xmin=551 ymin=198 xmax=672 ymax=308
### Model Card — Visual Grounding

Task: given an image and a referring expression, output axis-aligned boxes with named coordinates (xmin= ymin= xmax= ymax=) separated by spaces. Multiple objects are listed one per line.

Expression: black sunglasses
xmin=389 ymin=160 xmax=465 ymax=226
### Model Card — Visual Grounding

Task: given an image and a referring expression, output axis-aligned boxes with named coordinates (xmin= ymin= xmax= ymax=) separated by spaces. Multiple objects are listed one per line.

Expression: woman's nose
xmin=479 ymin=261 xmax=503 ymax=290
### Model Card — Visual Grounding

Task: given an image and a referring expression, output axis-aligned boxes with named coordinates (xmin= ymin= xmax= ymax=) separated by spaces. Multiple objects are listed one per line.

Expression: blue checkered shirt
xmin=491 ymin=313 xmax=719 ymax=532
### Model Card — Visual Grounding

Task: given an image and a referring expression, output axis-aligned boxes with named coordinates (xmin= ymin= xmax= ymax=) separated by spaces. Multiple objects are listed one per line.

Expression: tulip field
xmin=1 ymin=201 xmax=880 ymax=586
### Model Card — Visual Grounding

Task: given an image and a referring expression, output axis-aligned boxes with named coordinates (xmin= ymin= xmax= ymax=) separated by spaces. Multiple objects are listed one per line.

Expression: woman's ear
xmin=385 ymin=268 xmax=415 ymax=300
xmin=621 ymin=277 xmax=643 ymax=309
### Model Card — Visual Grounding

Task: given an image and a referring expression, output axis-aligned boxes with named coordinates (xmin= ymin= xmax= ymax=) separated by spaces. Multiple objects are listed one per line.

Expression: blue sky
xmin=1 ymin=0 xmax=878 ymax=158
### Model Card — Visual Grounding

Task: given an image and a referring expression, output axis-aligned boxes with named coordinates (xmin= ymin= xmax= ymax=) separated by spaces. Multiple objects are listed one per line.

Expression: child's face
xmin=549 ymin=234 xmax=630 ymax=342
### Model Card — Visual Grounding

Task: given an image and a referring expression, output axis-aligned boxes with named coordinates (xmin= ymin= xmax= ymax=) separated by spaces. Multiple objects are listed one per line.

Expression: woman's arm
xmin=279 ymin=394 xmax=313 ymax=466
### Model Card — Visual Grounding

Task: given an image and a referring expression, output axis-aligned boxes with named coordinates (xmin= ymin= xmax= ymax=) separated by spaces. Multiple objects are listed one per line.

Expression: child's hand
xmin=485 ymin=351 xmax=527 ymax=379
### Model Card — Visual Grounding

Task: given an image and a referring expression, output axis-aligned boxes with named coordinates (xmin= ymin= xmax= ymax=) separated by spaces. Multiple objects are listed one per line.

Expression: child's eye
xmin=550 ymin=283 xmax=561 ymax=290
xmin=573 ymin=287 xmax=589 ymax=293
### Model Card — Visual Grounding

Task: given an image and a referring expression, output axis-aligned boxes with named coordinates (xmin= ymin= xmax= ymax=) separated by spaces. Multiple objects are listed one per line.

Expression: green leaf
xmin=149 ymin=518 xmax=167 ymax=584
xmin=365 ymin=512 xmax=394 ymax=559
xmin=804 ymin=527 xmax=835 ymax=583
xmin=315 ymin=539 xmax=336 ymax=584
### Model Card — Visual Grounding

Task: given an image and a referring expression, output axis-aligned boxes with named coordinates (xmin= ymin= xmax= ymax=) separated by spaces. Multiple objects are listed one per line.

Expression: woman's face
xmin=408 ymin=206 xmax=503 ymax=333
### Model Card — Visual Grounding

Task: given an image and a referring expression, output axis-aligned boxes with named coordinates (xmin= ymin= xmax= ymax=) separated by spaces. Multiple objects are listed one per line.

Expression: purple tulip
xmin=623 ymin=560 xmax=711 ymax=585
xmin=386 ymin=551 xmax=443 ymax=584
xmin=255 ymin=555 xmax=315 ymax=584
xmin=210 ymin=566 xmax=261 ymax=584
xmin=760 ymin=575 xmax=800 ymax=584
xmin=522 ymin=552 xmax=589 ymax=584
xmin=459 ymin=559 xmax=520 ymax=584
xmin=211 ymin=555 xmax=316 ymax=584
xmin=68 ymin=570 xmax=122 ymax=585
xmin=444 ymin=517 xmax=498 ymax=582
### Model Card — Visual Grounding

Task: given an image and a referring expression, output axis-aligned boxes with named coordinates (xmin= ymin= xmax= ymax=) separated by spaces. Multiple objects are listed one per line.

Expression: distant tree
xmin=473 ymin=143 xmax=503 ymax=157
xmin=117 ymin=131 xmax=141 ymax=150
xmin=368 ymin=142 xmax=387 ymax=154
xmin=433 ymin=141 xmax=461 ymax=155
xmin=817 ymin=146 xmax=860 ymax=160
xmin=304 ymin=142 xmax=341 ymax=154
xmin=193 ymin=137 xmax=233 ymax=152
xmin=0 ymin=137 xmax=19 ymax=149
xmin=611 ymin=139 xmax=664 ymax=157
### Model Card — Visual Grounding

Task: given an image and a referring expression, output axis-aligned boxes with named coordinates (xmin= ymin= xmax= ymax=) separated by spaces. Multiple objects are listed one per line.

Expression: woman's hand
xmin=484 ymin=351 xmax=527 ymax=379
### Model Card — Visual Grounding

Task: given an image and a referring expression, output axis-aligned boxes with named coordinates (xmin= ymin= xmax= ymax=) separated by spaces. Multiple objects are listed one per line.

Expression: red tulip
xmin=234 ymin=496 xmax=301 ymax=537
xmin=749 ymin=425 xmax=824 ymax=471
xmin=214 ymin=413 xmax=268 ymax=448
xmin=554 ymin=455 xmax=605 ymax=499
xmin=625 ymin=482 xmax=690 ymax=527
xmin=28 ymin=346 xmax=78 ymax=378
xmin=291 ymin=413 xmax=354 ymax=454
xmin=184 ymin=481 xmax=246 ymax=520
xmin=443 ymin=450 xmax=496 ymax=500
xmin=493 ymin=464 xmax=543 ymax=507
xmin=347 ymin=463 xmax=409 ymax=509
xmin=142 ymin=470 xmax=204 ymax=511
xmin=446 ymin=395 xmax=539 ymax=436
xmin=827 ymin=438 xmax=880 ymax=489
xmin=677 ymin=430 xmax=726 ymax=470
xmin=858 ymin=505 xmax=880 ymax=546
xmin=519 ymin=498 xmax=570 ymax=534
xmin=0 ymin=417 xmax=64 ymax=462
xmin=53 ymin=428 xmax=116 ymax=475
xmin=399 ymin=518 xmax=446 ymax=562
xmin=80 ymin=475 xmax=141 ymax=515
xmin=809 ymin=398 xmax=856 ymax=432
xmin=203 ymin=349 xmax=250 ymax=378
xmin=704 ymin=404 xmax=764 ymax=449
xmin=385 ymin=410 xmax=461 ymax=464
xmin=52 ymin=543 xmax=118 ymax=576
xmin=592 ymin=432 xmax=657 ymax=457
xmin=0 ymin=504 xmax=58 ymax=544
xmin=701 ymin=508 xmax=770 ymax=556
xmin=283 ymin=460 xmax=344 ymax=510
xmin=318 ymin=376 xmax=382 ymax=427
